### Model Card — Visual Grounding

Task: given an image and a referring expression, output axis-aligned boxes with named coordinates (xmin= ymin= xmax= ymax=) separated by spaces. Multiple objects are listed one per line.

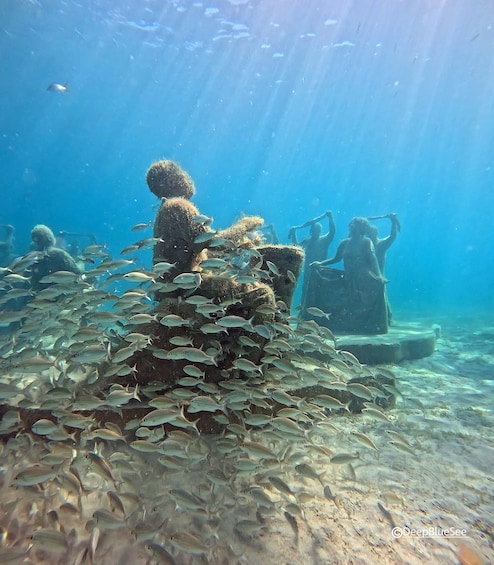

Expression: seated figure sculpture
xmin=308 ymin=217 xmax=388 ymax=334
xmin=127 ymin=159 xmax=304 ymax=388
xmin=29 ymin=224 xmax=82 ymax=290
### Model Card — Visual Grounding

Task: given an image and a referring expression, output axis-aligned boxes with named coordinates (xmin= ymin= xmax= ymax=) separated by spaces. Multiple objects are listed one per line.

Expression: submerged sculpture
xmin=307 ymin=216 xmax=396 ymax=335
xmin=0 ymin=225 xmax=15 ymax=268
xmin=29 ymin=224 xmax=81 ymax=290
xmin=129 ymin=160 xmax=304 ymax=387
xmin=289 ymin=211 xmax=335 ymax=311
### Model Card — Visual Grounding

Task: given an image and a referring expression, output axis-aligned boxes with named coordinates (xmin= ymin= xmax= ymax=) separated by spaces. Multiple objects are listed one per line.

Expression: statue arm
xmin=322 ymin=210 xmax=335 ymax=241
xmin=288 ymin=227 xmax=298 ymax=245
xmin=380 ymin=214 xmax=400 ymax=250
xmin=299 ymin=211 xmax=327 ymax=229
xmin=312 ymin=240 xmax=345 ymax=267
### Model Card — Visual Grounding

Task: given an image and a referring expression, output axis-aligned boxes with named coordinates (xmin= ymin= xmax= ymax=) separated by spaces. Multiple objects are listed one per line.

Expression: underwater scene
xmin=1 ymin=1 xmax=493 ymax=564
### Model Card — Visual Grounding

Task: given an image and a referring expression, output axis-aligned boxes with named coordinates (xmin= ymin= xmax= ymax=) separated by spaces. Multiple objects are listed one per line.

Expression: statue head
xmin=146 ymin=160 xmax=195 ymax=200
xmin=348 ymin=217 xmax=371 ymax=238
xmin=31 ymin=224 xmax=56 ymax=251
xmin=310 ymin=222 xmax=322 ymax=238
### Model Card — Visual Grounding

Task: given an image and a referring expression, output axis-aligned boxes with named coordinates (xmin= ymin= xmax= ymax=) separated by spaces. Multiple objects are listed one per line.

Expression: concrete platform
xmin=335 ymin=322 xmax=441 ymax=365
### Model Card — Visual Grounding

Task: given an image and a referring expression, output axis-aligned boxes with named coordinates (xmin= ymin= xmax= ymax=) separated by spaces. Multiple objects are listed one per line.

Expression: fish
xmin=28 ymin=528 xmax=68 ymax=552
xmin=216 ymin=315 xmax=253 ymax=330
xmin=295 ymin=463 xmax=325 ymax=484
xmin=130 ymin=222 xmax=151 ymax=232
xmin=13 ymin=465 xmax=57 ymax=486
xmin=351 ymin=431 xmax=378 ymax=450
xmin=104 ymin=385 xmax=140 ymax=407
xmin=377 ymin=501 xmax=396 ymax=529
xmin=140 ymin=408 xmax=183 ymax=427
xmin=169 ymin=335 xmax=194 ymax=346
xmin=233 ymin=358 xmax=263 ymax=373
xmin=183 ymin=365 xmax=205 ymax=378
xmin=47 ymin=82 xmax=68 ymax=92
xmin=193 ymin=232 xmax=216 ymax=244
xmin=268 ymin=475 xmax=295 ymax=497
xmin=191 ymin=214 xmax=214 ymax=226
xmin=130 ymin=234 xmax=160 ymax=248
xmin=386 ymin=430 xmax=412 ymax=447
xmin=283 ymin=511 xmax=299 ymax=544
xmin=388 ymin=441 xmax=416 ymax=456
xmin=11 ymin=356 xmax=59 ymax=373
xmin=330 ymin=452 xmax=360 ymax=464
xmin=346 ymin=382 xmax=374 ymax=400
xmin=166 ymin=346 xmax=217 ymax=365
xmin=196 ymin=304 xmax=226 ymax=318
xmin=93 ymin=509 xmax=127 ymax=530
xmin=244 ymin=414 xmax=272 ymax=426
xmin=187 ymin=396 xmax=225 ymax=414
xmin=323 ymin=484 xmax=337 ymax=503
xmin=145 ymin=542 xmax=178 ymax=565
xmin=200 ymin=258 xmax=228 ymax=269
xmin=287 ymin=270 xmax=297 ymax=283
xmin=170 ymin=532 xmax=208 ymax=555
xmin=306 ymin=306 xmax=331 ymax=320
xmin=266 ymin=261 xmax=280 ymax=276
xmin=123 ymin=271 xmax=154 ymax=283
xmin=153 ymin=261 xmax=177 ymax=274
xmin=31 ymin=418 xmax=59 ymax=436
xmin=312 ymin=394 xmax=349 ymax=411
xmin=86 ymin=451 xmax=116 ymax=482
xmin=362 ymin=406 xmax=389 ymax=421
xmin=238 ymin=441 xmax=275 ymax=461
xmin=159 ymin=314 xmax=191 ymax=327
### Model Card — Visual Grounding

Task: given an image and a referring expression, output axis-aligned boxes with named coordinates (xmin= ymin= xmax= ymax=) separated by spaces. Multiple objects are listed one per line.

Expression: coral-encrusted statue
xmin=30 ymin=224 xmax=81 ymax=290
xmin=127 ymin=159 xmax=303 ymax=389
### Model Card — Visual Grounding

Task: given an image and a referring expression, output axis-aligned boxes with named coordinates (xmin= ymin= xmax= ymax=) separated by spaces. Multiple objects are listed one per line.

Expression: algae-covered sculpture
xmin=308 ymin=217 xmax=388 ymax=334
xmin=289 ymin=211 xmax=336 ymax=311
xmin=146 ymin=159 xmax=196 ymax=200
xmin=29 ymin=224 xmax=81 ymax=290
xmin=0 ymin=224 xmax=15 ymax=267
xmin=128 ymin=159 xmax=303 ymax=388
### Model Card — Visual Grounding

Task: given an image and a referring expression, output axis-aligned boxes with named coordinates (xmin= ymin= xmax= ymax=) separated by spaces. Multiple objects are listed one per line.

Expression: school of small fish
xmin=0 ymin=218 xmax=404 ymax=564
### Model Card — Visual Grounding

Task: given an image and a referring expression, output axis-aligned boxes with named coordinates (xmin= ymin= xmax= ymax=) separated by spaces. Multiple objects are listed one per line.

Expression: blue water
xmin=2 ymin=0 xmax=493 ymax=315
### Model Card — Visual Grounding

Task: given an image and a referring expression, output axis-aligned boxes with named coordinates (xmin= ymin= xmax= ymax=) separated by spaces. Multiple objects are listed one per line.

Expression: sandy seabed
xmin=1 ymin=313 xmax=493 ymax=565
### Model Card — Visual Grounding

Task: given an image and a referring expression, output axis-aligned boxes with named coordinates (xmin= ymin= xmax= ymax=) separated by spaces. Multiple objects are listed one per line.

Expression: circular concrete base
xmin=335 ymin=322 xmax=441 ymax=365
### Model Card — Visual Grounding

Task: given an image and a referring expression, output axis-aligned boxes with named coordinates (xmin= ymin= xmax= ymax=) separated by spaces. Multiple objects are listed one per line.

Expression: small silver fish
xmin=306 ymin=306 xmax=331 ymax=320
xmin=47 ymin=82 xmax=68 ymax=92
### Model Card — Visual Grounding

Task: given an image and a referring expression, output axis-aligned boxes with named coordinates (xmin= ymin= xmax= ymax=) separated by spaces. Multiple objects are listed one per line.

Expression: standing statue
xmin=366 ymin=213 xmax=400 ymax=275
xmin=289 ymin=211 xmax=335 ymax=310
xmin=366 ymin=213 xmax=400 ymax=323
xmin=0 ymin=225 xmax=15 ymax=267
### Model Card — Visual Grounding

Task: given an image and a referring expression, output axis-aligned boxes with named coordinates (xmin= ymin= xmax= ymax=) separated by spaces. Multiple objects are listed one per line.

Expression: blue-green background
xmin=1 ymin=0 xmax=493 ymax=316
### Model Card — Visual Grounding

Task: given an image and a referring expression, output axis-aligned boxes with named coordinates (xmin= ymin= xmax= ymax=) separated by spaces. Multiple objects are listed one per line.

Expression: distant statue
xmin=260 ymin=224 xmax=280 ymax=245
xmin=366 ymin=213 xmax=400 ymax=275
xmin=308 ymin=217 xmax=388 ymax=334
xmin=56 ymin=231 xmax=98 ymax=259
xmin=289 ymin=211 xmax=335 ymax=308
xmin=366 ymin=213 xmax=400 ymax=323
xmin=29 ymin=224 xmax=82 ymax=290
xmin=0 ymin=225 xmax=15 ymax=267
xmin=313 ymin=217 xmax=383 ymax=292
